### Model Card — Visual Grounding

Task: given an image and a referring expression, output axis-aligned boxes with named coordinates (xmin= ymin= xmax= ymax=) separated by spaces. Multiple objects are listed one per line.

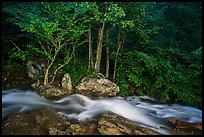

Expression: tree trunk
xmin=44 ymin=63 xmax=50 ymax=86
xmin=105 ymin=29 xmax=110 ymax=78
xmin=88 ymin=23 xmax=94 ymax=69
xmin=113 ymin=30 xmax=121 ymax=80
xmin=48 ymin=57 xmax=72 ymax=85
xmin=94 ymin=22 xmax=105 ymax=72
xmin=43 ymin=46 xmax=61 ymax=86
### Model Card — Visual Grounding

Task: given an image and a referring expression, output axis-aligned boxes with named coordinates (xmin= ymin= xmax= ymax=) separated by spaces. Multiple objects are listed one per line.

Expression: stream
xmin=2 ymin=89 xmax=202 ymax=135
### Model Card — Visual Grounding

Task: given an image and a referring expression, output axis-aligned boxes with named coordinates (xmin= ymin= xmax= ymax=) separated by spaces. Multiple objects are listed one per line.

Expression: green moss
xmin=98 ymin=130 xmax=107 ymax=135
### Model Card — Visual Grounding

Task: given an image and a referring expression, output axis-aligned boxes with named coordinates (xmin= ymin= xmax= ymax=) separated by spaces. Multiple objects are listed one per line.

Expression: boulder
xmin=2 ymin=108 xmax=72 ymax=135
xmin=2 ymin=108 xmax=98 ymax=135
xmin=26 ymin=60 xmax=44 ymax=80
xmin=169 ymin=119 xmax=202 ymax=135
xmin=61 ymin=73 xmax=72 ymax=95
xmin=38 ymin=85 xmax=67 ymax=99
xmin=75 ymin=73 xmax=119 ymax=98
xmin=97 ymin=113 xmax=161 ymax=135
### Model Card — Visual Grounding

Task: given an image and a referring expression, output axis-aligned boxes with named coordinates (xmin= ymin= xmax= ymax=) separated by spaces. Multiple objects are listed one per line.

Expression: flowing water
xmin=2 ymin=89 xmax=202 ymax=135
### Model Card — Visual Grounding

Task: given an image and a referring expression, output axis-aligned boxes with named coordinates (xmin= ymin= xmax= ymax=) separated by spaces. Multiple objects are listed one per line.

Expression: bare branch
xmin=10 ymin=40 xmax=20 ymax=51
xmin=48 ymin=58 xmax=71 ymax=85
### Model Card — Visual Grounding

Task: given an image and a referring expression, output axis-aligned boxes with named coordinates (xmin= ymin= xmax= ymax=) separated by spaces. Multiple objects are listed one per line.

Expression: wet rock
xmin=2 ymin=108 xmax=202 ymax=135
xmin=61 ymin=73 xmax=72 ymax=95
xmin=2 ymin=108 xmax=97 ymax=135
xmin=2 ymin=108 xmax=71 ymax=135
xmin=97 ymin=113 xmax=161 ymax=135
xmin=169 ymin=119 xmax=202 ymax=135
xmin=69 ymin=122 xmax=98 ymax=135
xmin=37 ymin=85 xmax=67 ymax=98
xmin=3 ymin=110 xmax=47 ymax=135
xmin=75 ymin=73 xmax=119 ymax=98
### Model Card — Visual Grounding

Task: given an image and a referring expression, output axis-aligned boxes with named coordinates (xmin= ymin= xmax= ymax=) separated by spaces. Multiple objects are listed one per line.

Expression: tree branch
xmin=10 ymin=40 xmax=20 ymax=51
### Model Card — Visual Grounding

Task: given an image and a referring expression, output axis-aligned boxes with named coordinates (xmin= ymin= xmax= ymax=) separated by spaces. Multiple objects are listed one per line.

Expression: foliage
xmin=2 ymin=2 xmax=90 ymax=85
xmin=113 ymin=2 xmax=202 ymax=108
xmin=3 ymin=61 xmax=23 ymax=73
xmin=118 ymin=83 xmax=132 ymax=97
xmin=61 ymin=57 xmax=94 ymax=86
xmin=116 ymin=50 xmax=201 ymax=107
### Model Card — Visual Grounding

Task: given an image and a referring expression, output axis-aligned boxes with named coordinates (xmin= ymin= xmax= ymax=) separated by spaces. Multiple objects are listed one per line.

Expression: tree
xmin=88 ymin=23 xmax=94 ymax=69
xmin=2 ymin=2 xmax=201 ymax=108
xmin=3 ymin=2 xmax=89 ymax=86
xmin=115 ymin=2 xmax=202 ymax=107
xmin=91 ymin=2 xmax=126 ymax=72
xmin=105 ymin=29 xmax=110 ymax=78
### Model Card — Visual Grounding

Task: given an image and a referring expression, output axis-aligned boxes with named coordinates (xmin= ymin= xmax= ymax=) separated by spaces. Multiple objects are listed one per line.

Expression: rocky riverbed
xmin=2 ymin=72 xmax=202 ymax=135
xmin=2 ymin=107 xmax=202 ymax=135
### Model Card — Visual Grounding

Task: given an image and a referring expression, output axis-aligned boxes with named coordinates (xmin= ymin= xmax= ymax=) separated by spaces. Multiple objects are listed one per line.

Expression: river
xmin=2 ymin=89 xmax=202 ymax=135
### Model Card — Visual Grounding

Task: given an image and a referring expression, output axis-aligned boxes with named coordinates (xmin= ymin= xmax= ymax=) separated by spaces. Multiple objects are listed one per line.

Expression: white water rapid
xmin=2 ymin=89 xmax=202 ymax=135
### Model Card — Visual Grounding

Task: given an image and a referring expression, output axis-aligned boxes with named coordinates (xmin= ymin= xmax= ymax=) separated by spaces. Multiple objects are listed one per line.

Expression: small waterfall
xmin=2 ymin=89 xmax=202 ymax=135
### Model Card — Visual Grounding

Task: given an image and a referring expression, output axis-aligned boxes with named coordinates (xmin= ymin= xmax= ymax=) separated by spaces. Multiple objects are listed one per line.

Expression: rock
xmin=2 ymin=108 xmax=61 ymax=135
xmin=2 ymin=108 xmax=97 ymax=135
xmin=38 ymin=85 xmax=67 ymax=98
xmin=75 ymin=73 xmax=119 ymax=98
xmin=2 ymin=108 xmax=72 ymax=135
xmin=31 ymin=79 xmax=40 ymax=89
xmin=61 ymin=73 xmax=72 ymax=95
xmin=69 ymin=122 xmax=98 ymax=135
xmin=97 ymin=113 xmax=161 ymax=135
xmin=169 ymin=119 xmax=202 ymax=135
xmin=26 ymin=60 xmax=44 ymax=80
xmin=3 ymin=108 xmax=202 ymax=135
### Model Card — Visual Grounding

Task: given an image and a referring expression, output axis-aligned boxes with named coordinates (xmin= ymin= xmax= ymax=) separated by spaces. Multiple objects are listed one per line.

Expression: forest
xmin=2 ymin=2 xmax=202 ymax=108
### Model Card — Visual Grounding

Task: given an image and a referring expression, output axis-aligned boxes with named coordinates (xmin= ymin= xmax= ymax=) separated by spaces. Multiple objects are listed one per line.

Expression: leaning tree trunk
xmin=43 ymin=46 xmax=61 ymax=86
xmin=105 ymin=29 xmax=110 ymax=78
xmin=44 ymin=63 xmax=50 ymax=86
xmin=88 ymin=23 xmax=94 ymax=69
xmin=113 ymin=35 xmax=125 ymax=80
xmin=94 ymin=22 xmax=105 ymax=72
xmin=44 ymin=60 xmax=54 ymax=86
